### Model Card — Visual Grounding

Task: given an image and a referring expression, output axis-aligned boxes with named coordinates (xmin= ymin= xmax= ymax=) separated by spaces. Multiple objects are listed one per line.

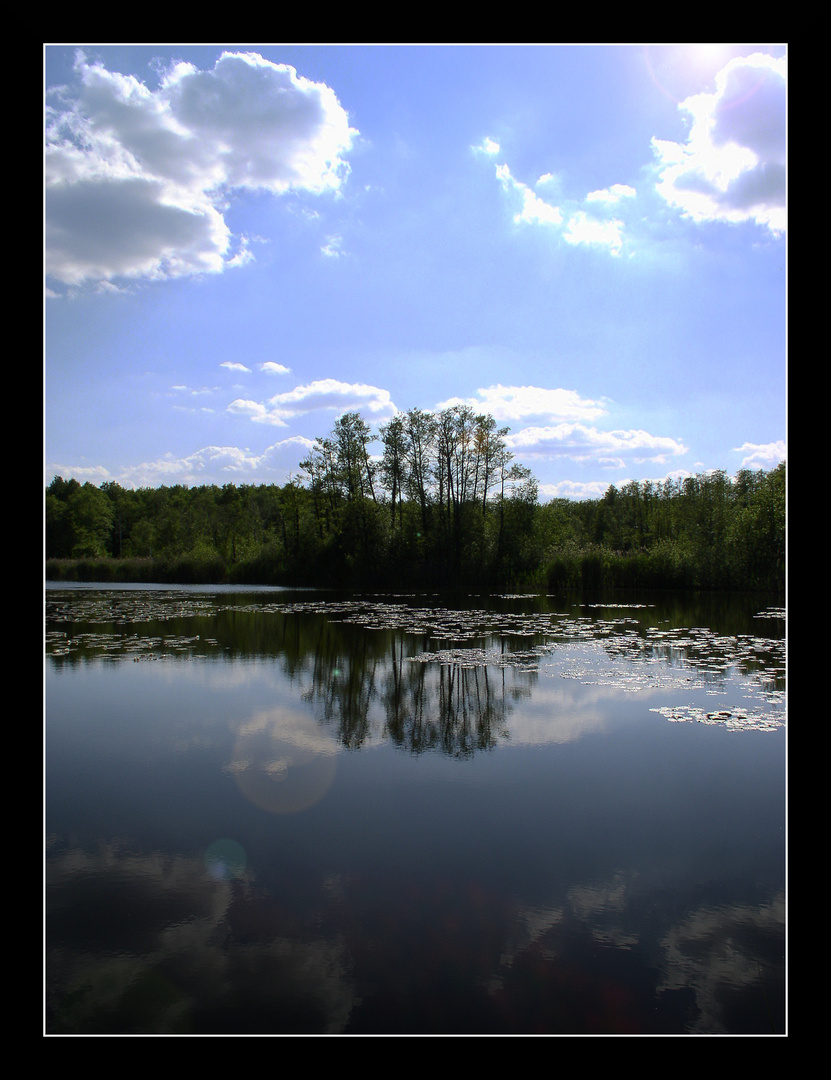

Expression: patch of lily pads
xmin=649 ymin=704 xmax=783 ymax=732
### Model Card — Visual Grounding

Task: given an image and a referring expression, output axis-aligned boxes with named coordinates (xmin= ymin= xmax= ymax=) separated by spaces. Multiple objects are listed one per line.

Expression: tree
xmin=333 ymin=412 xmax=377 ymax=502
xmin=473 ymin=413 xmax=510 ymax=514
xmin=402 ymin=408 xmax=437 ymax=535
xmin=68 ymin=482 xmax=114 ymax=557
xmin=379 ymin=414 xmax=408 ymax=531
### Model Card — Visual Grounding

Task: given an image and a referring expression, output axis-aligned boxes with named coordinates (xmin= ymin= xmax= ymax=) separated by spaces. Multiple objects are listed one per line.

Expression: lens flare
xmin=205 ymin=838 xmax=247 ymax=880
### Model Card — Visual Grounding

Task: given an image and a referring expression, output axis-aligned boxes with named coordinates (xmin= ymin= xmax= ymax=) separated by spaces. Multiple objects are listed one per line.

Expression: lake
xmin=45 ymin=584 xmax=786 ymax=1035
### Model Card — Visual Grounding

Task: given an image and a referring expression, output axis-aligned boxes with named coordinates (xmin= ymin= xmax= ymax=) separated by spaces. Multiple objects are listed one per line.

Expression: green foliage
xmin=46 ymin=477 xmax=114 ymax=558
xmin=539 ymin=464 xmax=785 ymax=593
xmin=45 ymin=429 xmax=785 ymax=593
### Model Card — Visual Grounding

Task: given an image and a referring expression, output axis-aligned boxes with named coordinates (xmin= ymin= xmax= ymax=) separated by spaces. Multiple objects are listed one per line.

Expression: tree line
xmin=45 ymin=405 xmax=785 ymax=593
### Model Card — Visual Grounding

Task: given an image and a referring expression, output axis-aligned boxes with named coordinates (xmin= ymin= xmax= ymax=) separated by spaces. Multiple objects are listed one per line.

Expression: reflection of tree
xmin=45 ymin=593 xmax=544 ymax=756
xmin=303 ymin=617 xmax=381 ymax=750
xmin=437 ymin=663 xmax=509 ymax=756
xmin=279 ymin=612 xmax=532 ymax=756
xmin=47 ymin=591 xmax=784 ymax=746
xmin=303 ymin=625 xmax=530 ymax=756
xmin=382 ymin=644 xmax=513 ymax=756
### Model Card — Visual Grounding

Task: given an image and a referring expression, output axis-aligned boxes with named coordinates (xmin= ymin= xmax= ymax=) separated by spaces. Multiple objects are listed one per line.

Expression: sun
xmin=643 ymin=44 xmax=737 ymax=104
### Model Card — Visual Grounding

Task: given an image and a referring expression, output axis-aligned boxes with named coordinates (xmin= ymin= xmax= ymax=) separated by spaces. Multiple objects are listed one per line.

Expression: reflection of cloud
xmin=229 ymin=706 xmax=340 ymax=814
xmin=46 ymin=843 xmax=356 ymax=1034
xmin=659 ymin=893 xmax=785 ymax=1034
xmin=236 ymin=704 xmax=341 ymax=756
xmin=494 ymin=874 xmax=784 ymax=1034
xmin=499 ymin=678 xmax=614 ymax=747
xmin=508 ymin=873 xmax=639 ymax=955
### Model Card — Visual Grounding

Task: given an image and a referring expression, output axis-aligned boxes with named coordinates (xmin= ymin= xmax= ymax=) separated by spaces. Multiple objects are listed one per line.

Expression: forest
xmin=45 ymin=405 xmax=786 ymax=593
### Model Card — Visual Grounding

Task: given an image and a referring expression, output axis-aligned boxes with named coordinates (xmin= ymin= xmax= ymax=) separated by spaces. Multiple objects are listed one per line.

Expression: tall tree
xmin=402 ymin=408 xmax=437 ymax=534
xmin=333 ymin=412 xmax=377 ymax=502
xmin=379 ymin=414 xmax=407 ymax=530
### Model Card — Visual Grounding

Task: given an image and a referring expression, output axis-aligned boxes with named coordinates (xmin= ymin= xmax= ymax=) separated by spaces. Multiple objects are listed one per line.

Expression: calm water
xmin=45 ymin=585 xmax=786 ymax=1035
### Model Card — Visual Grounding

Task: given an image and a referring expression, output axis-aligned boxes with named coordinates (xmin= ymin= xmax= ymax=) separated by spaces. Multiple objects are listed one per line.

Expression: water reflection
xmin=45 ymin=587 xmax=786 ymax=1034
xmin=46 ymin=836 xmax=784 ymax=1035
xmin=229 ymin=706 xmax=339 ymax=814
xmin=46 ymin=588 xmax=785 ymax=743
xmin=46 ymin=842 xmax=356 ymax=1035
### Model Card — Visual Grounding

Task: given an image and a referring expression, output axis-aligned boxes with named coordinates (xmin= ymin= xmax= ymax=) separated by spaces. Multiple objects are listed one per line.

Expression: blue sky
xmin=44 ymin=44 xmax=786 ymax=499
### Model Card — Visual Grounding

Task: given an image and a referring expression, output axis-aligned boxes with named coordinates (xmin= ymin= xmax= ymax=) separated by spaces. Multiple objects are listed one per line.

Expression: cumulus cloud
xmin=46 ymin=437 xmax=316 ymax=489
xmin=733 ymin=439 xmax=786 ymax=467
xmin=563 ymin=212 xmax=625 ymax=255
xmin=651 ymin=53 xmax=786 ymax=233
xmin=496 ymin=164 xmax=563 ymax=227
xmin=261 ymin=362 xmax=291 ymax=375
xmin=539 ymin=479 xmax=610 ymax=501
xmin=505 ymin=423 xmax=688 ymax=467
xmin=585 ymin=184 xmax=636 ymax=204
xmin=221 ymin=362 xmax=251 ymax=373
xmin=494 ymin=164 xmax=628 ymax=254
xmin=436 ymin=384 xmax=607 ymax=423
xmin=45 ymin=51 xmax=357 ymax=288
xmin=474 ymin=136 xmax=501 ymax=155
xmin=487 ymin=50 xmax=785 ymax=251
xmin=433 ymin=385 xmax=686 ymax=475
xmin=229 ymin=379 xmax=396 ymax=426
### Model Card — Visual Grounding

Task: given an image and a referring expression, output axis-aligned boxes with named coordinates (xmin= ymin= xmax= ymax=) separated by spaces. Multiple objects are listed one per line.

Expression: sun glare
xmin=644 ymin=44 xmax=742 ymax=103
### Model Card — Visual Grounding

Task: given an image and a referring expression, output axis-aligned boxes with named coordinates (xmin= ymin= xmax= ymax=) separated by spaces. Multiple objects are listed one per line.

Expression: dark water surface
xmin=45 ymin=585 xmax=786 ymax=1035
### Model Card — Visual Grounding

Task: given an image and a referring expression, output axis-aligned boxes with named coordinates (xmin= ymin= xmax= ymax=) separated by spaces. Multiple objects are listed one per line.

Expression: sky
xmin=44 ymin=44 xmax=787 ymax=500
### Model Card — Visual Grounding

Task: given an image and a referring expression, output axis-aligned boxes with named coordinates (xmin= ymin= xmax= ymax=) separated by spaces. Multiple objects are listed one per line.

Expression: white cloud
xmin=474 ymin=136 xmax=500 ymax=155
xmin=321 ymin=235 xmax=345 ymax=258
xmin=585 ymin=184 xmax=636 ymax=204
xmin=733 ymin=439 xmax=786 ymax=467
xmin=227 ymin=399 xmax=276 ymax=424
xmin=229 ymin=378 xmax=397 ymax=426
xmin=45 ymin=50 xmax=357 ymax=288
xmin=435 ymin=387 xmax=686 ymax=475
xmin=487 ymin=50 xmax=785 ymax=253
xmin=494 ymin=164 xmax=627 ymax=252
xmin=221 ymin=362 xmax=251 ymax=373
xmin=563 ymin=211 xmax=625 ymax=255
xmin=261 ymin=362 xmax=291 ymax=375
xmin=169 ymin=384 xmax=221 ymax=405
xmin=47 ymin=437 xmax=317 ymax=489
xmin=539 ymin=479 xmax=610 ymax=501
xmin=506 ymin=422 xmax=688 ymax=464
xmin=651 ymin=52 xmax=786 ymax=233
xmin=496 ymin=164 xmax=563 ymax=226
xmin=436 ymin=385 xmax=607 ymax=423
